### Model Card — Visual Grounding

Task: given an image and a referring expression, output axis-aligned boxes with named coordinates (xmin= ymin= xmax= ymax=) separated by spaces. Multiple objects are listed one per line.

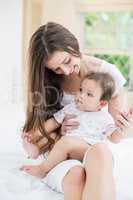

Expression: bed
xmin=0 ymin=105 xmax=133 ymax=200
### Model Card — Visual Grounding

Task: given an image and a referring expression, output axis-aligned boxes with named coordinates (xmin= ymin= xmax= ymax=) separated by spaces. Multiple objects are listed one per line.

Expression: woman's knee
xmin=62 ymin=166 xmax=85 ymax=190
xmin=85 ymin=143 xmax=113 ymax=166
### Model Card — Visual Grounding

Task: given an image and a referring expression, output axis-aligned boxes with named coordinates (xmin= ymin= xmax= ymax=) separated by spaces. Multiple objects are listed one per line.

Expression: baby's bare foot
xmin=22 ymin=138 xmax=40 ymax=159
xmin=20 ymin=165 xmax=47 ymax=178
xmin=22 ymin=130 xmax=42 ymax=143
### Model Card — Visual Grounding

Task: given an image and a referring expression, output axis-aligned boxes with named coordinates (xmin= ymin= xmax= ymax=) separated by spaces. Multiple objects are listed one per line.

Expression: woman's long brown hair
xmin=23 ymin=22 xmax=81 ymax=153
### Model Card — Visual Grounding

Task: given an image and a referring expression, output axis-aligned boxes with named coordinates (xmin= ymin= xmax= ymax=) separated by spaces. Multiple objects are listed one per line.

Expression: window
xmin=83 ymin=12 xmax=133 ymax=88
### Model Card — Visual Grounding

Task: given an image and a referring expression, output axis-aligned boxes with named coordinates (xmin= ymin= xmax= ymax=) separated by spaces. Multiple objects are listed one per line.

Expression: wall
xmin=0 ymin=0 xmax=24 ymax=152
xmin=42 ymin=0 xmax=84 ymax=50
xmin=0 ymin=0 xmax=23 ymax=107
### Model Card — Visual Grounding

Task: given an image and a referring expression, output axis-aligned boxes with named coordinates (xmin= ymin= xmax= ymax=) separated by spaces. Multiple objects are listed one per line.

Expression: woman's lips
xmin=74 ymin=65 xmax=80 ymax=74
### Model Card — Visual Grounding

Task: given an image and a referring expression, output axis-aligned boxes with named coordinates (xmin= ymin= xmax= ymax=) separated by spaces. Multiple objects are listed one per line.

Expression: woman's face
xmin=46 ymin=51 xmax=80 ymax=76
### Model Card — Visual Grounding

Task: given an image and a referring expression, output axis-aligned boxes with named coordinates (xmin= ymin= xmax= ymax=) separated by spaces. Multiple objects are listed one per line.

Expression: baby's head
xmin=75 ymin=72 xmax=115 ymax=112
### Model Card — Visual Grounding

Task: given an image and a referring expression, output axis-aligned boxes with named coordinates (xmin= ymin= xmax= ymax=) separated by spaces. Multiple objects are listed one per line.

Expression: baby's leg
xmin=20 ymin=136 xmax=90 ymax=178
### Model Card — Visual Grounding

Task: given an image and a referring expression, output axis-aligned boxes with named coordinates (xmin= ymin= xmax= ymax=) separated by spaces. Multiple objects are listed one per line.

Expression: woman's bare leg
xmin=62 ymin=166 xmax=85 ymax=200
xmin=82 ymin=143 xmax=116 ymax=200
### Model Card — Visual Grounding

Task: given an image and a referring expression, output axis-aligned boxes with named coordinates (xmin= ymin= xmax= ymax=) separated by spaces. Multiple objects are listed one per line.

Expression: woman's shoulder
xmin=82 ymin=54 xmax=103 ymax=66
xmin=80 ymin=54 xmax=103 ymax=75
xmin=81 ymin=54 xmax=126 ymax=91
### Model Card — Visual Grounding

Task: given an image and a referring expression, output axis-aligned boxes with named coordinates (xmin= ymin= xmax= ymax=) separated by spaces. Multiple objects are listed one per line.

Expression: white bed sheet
xmin=0 ymin=105 xmax=133 ymax=200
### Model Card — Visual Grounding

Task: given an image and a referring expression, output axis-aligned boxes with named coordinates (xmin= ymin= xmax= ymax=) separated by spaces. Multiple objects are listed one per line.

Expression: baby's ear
xmin=100 ymin=100 xmax=108 ymax=108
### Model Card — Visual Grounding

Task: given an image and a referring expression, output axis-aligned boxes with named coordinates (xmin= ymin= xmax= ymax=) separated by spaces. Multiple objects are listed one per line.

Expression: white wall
xmin=0 ymin=0 xmax=25 ymax=153
xmin=42 ymin=0 xmax=84 ymax=50
xmin=0 ymin=0 xmax=23 ymax=107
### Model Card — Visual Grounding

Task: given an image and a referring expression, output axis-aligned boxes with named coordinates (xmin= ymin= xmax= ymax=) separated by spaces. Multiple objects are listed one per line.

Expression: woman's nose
xmin=62 ymin=66 xmax=72 ymax=75
xmin=79 ymin=92 xmax=84 ymax=99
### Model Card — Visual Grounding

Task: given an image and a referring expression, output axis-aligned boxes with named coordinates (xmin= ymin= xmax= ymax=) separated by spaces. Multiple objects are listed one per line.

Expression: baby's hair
xmin=84 ymin=72 xmax=115 ymax=101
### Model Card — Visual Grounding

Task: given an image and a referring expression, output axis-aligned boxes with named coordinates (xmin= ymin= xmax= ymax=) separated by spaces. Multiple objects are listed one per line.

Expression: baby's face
xmin=75 ymin=78 xmax=103 ymax=112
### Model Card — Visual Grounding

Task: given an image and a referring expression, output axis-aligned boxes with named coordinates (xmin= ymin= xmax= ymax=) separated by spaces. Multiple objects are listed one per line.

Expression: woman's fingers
xmin=63 ymin=120 xmax=79 ymax=126
xmin=64 ymin=125 xmax=79 ymax=131
xmin=64 ymin=113 xmax=77 ymax=120
xmin=115 ymin=111 xmax=133 ymax=133
xmin=61 ymin=113 xmax=80 ymax=135
xmin=61 ymin=113 xmax=79 ymax=134
xmin=115 ymin=120 xmax=126 ymax=133
xmin=61 ymin=124 xmax=79 ymax=135
xmin=64 ymin=114 xmax=79 ymax=125
xmin=117 ymin=113 xmax=130 ymax=127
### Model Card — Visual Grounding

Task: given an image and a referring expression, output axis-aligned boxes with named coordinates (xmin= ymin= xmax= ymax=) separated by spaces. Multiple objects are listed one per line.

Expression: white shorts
xmin=42 ymin=141 xmax=119 ymax=193
xmin=41 ymin=159 xmax=82 ymax=193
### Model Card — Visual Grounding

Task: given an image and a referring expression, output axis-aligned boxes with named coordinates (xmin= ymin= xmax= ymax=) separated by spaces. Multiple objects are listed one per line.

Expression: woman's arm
xmin=22 ymin=118 xmax=60 ymax=143
xmin=107 ymin=128 xmax=124 ymax=143
xmin=44 ymin=117 xmax=60 ymax=134
xmin=108 ymin=89 xmax=127 ymax=120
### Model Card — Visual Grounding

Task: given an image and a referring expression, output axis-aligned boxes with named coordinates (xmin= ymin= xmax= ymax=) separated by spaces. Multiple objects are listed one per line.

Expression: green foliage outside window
xmin=84 ymin=12 xmax=133 ymax=86
xmin=94 ymin=54 xmax=130 ymax=86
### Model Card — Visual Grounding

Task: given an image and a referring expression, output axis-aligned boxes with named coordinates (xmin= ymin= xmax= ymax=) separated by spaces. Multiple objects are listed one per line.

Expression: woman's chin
xmin=70 ymin=69 xmax=80 ymax=76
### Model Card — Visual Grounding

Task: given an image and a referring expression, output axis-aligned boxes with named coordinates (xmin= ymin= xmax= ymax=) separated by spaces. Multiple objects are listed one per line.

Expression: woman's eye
xmin=55 ymin=68 xmax=62 ymax=73
xmin=79 ymin=88 xmax=82 ymax=92
xmin=65 ymin=58 xmax=71 ymax=64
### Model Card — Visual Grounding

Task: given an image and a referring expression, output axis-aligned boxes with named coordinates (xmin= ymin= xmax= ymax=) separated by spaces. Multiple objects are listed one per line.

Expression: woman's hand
xmin=61 ymin=113 xmax=79 ymax=135
xmin=115 ymin=107 xmax=133 ymax=135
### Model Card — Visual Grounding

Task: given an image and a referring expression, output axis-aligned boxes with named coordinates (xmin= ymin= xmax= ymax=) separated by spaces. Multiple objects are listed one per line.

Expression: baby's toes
xmin=27 ymin=169 xmax=35 ymax=176
xmin=19 ymin=165 xmax=27 ymax=171
xmin=20 ymin=165 xmax=31 ymax=171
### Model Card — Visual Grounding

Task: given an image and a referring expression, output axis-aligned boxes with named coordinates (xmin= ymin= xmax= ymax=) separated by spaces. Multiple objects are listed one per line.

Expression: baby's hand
xmin=20 ymin=165 xmax=47 ymax=178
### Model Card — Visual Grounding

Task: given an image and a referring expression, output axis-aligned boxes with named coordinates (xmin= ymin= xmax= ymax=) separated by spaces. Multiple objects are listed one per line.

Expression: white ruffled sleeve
xmin=53 ymin=108 xmax=65 ymax=124
xmin=53 ymin=104 xmax=71 ymax=124
xmin=100 ymin=60 xmax=126 ymax=95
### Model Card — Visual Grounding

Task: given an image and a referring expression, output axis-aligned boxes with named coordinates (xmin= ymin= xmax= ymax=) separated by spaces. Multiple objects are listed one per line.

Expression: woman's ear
xmin=100 ymin=100 xmax=108 ymax=108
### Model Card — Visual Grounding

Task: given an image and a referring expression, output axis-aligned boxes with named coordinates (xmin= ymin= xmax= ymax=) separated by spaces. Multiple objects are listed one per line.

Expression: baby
xmin=20 ymin=72 xmax=124 ymax=178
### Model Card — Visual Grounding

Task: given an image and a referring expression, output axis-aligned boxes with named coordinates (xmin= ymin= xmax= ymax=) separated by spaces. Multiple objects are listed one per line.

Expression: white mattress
xmin=0 ymin=105 xmax=133 ymax=200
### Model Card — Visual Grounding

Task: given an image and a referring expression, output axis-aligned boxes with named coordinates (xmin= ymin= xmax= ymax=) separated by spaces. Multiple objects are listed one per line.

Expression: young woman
xmin=22 ymin=22 xmax=133 ymax=200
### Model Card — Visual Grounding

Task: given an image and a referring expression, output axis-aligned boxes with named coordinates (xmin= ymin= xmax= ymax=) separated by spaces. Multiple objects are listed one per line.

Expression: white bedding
xmin=0 ymin=105 xmax=133 ymax=200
